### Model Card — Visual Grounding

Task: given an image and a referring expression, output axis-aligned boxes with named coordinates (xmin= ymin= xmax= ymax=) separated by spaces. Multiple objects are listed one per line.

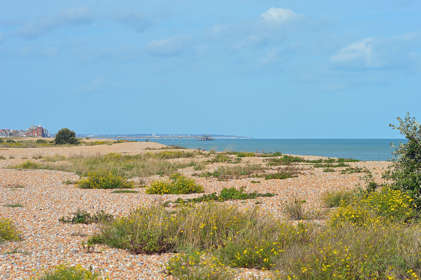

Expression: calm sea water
xmin=135 ymin=139 xmax=405 ymax=161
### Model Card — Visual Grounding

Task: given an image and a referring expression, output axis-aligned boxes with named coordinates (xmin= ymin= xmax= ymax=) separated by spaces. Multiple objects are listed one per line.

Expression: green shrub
xmin=283 ymin=198 xmax=313 ymax=220
xmin=264 ymin=169 xmax=299 ymax=180
xmin=280 ymin=223 xmax=421 ymax=280
xmin=0 ymin=218 xmax=21 ymax=242
xmin=12 ymin=161 xmax=45 ymax=169
xmin=216 ymin=221 xmax=313 ymax=269
xmin=90 ymin=203 xmax=256 ymax=254
xmin=78 ymin=173 xmax=134 ymax=189
xmin=55 ymin=128 xmax=79 ymax=145
xmin=166 ymin=187 xmax=275 ymax=205
xmin=329 ymin=188 xmax=418 ymax=228
xmin=167 ymin=251 xmax=233 ymax=280
xmin=37 ymin=265 xmax=100 ymax=280
xmin=208 ymin=153 xmax=237 ymax=163
xmin=266 ymin=155 xmax=306 ymax=166
xmin=388 ymin=113 xmax=421 ymax=210
xmin=322 ymin=190 xmax=358 ymax=208
xmin=59 ymin=209 xmax=113 ymax=224
xmin=146 ymin=173 xmax=203 ymax=194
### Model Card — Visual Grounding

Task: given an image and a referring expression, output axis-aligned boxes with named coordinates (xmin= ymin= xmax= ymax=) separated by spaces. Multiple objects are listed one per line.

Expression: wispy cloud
xmin=260 ymin=8 xmax=299 ymax=25
xmin=146 ymin=36 xmax=190 ymax=57
xmin=331 ymin=34 xmax=421 ymax=70
xmin=18 ymin=8 xmax=93 ymax=39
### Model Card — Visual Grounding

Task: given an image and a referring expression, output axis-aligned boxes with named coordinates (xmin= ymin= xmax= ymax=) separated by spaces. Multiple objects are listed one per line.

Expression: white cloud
xmin=146 ymin=36 xmax=190 ymax=57
xmin=261 ymin=8 xmax=298 ymax=25
xmin=331 ymin=34 xmax=421 ymax=70
xmin=331 ymin=38 xmax=381 ymax=68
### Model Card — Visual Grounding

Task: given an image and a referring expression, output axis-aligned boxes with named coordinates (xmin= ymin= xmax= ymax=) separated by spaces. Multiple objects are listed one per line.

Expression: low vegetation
xmin=59 ymin=209 xmax=113 ymax=224
xmin=0 ymin=217 xmax=21 ymax=243
xmin=167 ymin=251 xmax=233 ymax=280
xmin=199 ymin=164 xmax=264 ymax=180
xmin=165 ymin=187 xmax=275 ymax=205
xmin=322 ymin=189 xmax=359 ymax=208
xmin=78 ymin=172 xmax=134 ymax=189
xmin=36 ymin=265 xmax=100 ymax=280
xmin=146 ymin=173 xmax=204 ymax=194
xmin=263 ymin=167 xmax=299 ymax=180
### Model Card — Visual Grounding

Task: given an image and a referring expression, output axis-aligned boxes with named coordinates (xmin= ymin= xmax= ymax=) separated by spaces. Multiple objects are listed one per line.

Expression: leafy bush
xmin=329 ymin=188 xmax=417 ymax=227
xmin=217 ymin=221 xmax=313 ymax=269
xmin=90 ymin=203 xmax=255 ymax=254
xmin=281 ymin=223 xmax=421 ymax=280
xmin=37 ymin=265 xmax=100 ymax=280
xmin=167 ymin=252 xmax=233 ymax=280
xmin=388 ymin=113 xmax=421 ymax=210
xmin=55 ymin=128 xmax=79 ymax=145
xmin=78 ymin=172 xmax=134 ymax=189
xmin=0 ymin=218 xmax=21 ymax=242
xmin=146 ymin=173 xmax=203 ymax=194
xmin=166 ymin=187 xmax=275 ymax=205
xmin=322 ymin=190 xmax=358 ymax=208
xmin=59 ymin=209 xmax=113 ymax=224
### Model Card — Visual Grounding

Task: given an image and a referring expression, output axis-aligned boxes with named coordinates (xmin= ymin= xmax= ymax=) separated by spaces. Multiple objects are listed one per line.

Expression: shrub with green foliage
xmin=388 ymin=113 xmax=421 ymax=210
xmin=36 ymin=265 xmax=100 ymax=280
xmin=0 ymin=218 xmax=21 ymax=243
xmin=90 ymin=203 xmax=256 ymax=254
xmin=322 ymin=190 xmax=359 ymax=208
xmin=55 ymin=128 xmax=79 ymax=145
xmin=281 ymin=223 xmax=421 ymax=280
xmin=146 ymin=173 xmax=203 ymax=194
xmin=167 ymin=251 xmax=233 ymax=280
xmin=329 ymin=187 xmax=417 ymax=227
xmin=78 ymin=172 xmax=134 ymax=189
xmin=59 ymin=209 xmax=113 ymax=224
xmin=166 ymin=187 xmax=274 ymax=205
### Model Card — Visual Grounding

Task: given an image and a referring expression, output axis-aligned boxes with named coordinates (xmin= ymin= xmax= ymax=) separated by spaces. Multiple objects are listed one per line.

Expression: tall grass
xmin=11 ymin=153 xmax=196 ymax=178
xmin=199 ymin=164 xmax=264 ymax=180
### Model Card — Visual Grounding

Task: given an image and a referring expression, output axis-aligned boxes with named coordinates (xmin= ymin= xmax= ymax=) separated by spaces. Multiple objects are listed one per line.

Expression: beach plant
xmin=322 ymin=190 xmax=359 ymax=208
xmin=36 ymin=265 xmax=100 ymax=280
xmin=78 ymin=172 xmax=134 ymax=189
xmin=387 ymin=113 xmax=421 ymax=210
xmin=263 ymin=167 xmax=299 ymax=180
xmin=199 ymin=164 xmax=264 ymax=180
xmin=12 ymin=160 xmax=46 ymax=170
xmin=0 ymin=217 xmax=21 ymax=243
xmin=146 ymin=173 xmax=203 ymax=194
xmin=165 ymin=187 xmax=275 ymax=205
xmin=55 ymin=128 xmax=79 ymax=145
xmin=280 ymin=222 xmax=421 ymax=280
xmin=59 ymin=209 xmax=113 ymax=224
xmin=283 ymin=198 xmax=313 ymax=220
xmin=166 ymin=251 xmax=233 ymax=280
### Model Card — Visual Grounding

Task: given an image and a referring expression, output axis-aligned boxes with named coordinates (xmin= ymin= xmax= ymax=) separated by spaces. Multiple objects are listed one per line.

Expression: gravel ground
xmin=0 ymin=142 xmax=391 ymax=279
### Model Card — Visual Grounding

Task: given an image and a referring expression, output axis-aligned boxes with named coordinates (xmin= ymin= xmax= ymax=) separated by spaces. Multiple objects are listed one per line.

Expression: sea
xmin=131 ymin=139 xmax=405 ymax=161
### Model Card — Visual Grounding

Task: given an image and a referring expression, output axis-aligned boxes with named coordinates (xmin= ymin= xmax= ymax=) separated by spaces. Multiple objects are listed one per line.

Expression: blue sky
xmin=1 ymin=0 xmax=420 ymax=138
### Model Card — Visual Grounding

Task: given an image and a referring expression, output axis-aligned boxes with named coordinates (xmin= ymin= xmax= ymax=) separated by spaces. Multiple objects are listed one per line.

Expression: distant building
xmin=25 ymin=125 xmax=49 ymax=137
xmin=0 ymin=125 xmax=49 ymax=138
